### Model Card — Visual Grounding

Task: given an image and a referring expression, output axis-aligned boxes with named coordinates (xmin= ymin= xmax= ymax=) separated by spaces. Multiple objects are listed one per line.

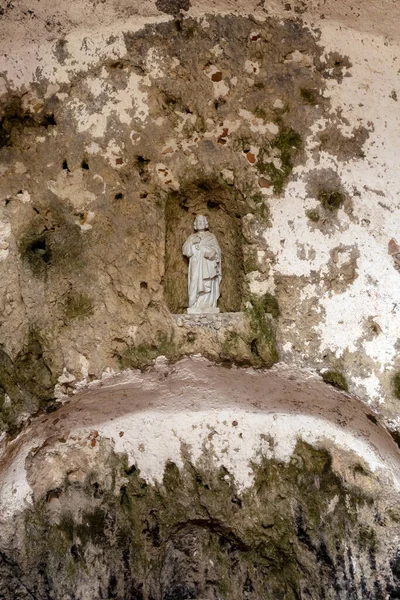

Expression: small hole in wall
xmin=62 ymin=160 xmax=70 ymax=171
xmin=81 ymin=159 xmax=89 ymax=170
xmin=140 ymin=281 xmax=148 ymax=289
xmin=207 ymin=200 xmax=219 ymax=210
xmin=125 ymin=464 xmax=137 ymax=476
xmin=28 ymin=237 xmax=52 ymax=264
xmin=114 ymin=192 xmax=123 ymax=200
xmin=110 ymin=60 xmax=125 ymax=69
xmin=41 ymin=113 xmax=57 ymax=127
xmin=136 ymin=155 xmax=150 ymax=167
xmin=366 ymin=413 xmax=378 ymax=425
xmin=46 ymin=488 xmax=62 ymax=502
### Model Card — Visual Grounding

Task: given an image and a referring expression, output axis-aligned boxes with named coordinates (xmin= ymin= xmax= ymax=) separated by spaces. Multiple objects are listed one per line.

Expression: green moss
xmin=251 ymin=192 xmax=264 ymax=204
xmin=393 ymin=372 xmax=400 ymax=399
xmin=257 ymin=126 xmax=302 ymax=194
xmin=221 ymin=330 xmax=240 ymax=357
xmin=321 ymin=370 xmax=348 ymax=392
xmin=0 ymin=327 xmax=58 ymax=433
xmin=64 ymin=293 xmax=94 ymax=320
xmin=76 ymin=508 xmax=107 ymax=545
xmin=117 ymin=333 xmax=177 ymax=369
xmin=243 ymin=246 xmax=258 ymax=274
xmin=234 ymin=134 xmax=253 ymax=153
xmin=306 ymin=208 xmax=320 ymax=222
xmin=254 ymin=106 xmax=268 ymax=119
xmin=358 ymin=525 xmax=378 ymax=552
xmin=262 ymin=293 xmax=280 ymax=319
xmin=318 ymin=188 xmax=345 ymax=211
xmin=246 ymin=294 xmax=279 ymax=367
xmin=163 ymin=461 xmax=182 ymax=492
xmin=15 ymin=328 xmax=55 ymax=405
xmin=300 ymin=87 xmax=318 ymax=105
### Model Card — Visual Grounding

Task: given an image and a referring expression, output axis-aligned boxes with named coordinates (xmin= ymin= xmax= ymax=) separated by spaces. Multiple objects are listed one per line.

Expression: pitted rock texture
xmin=1 ymin=2 xmax=400 ymax=435
xmin=0 ymin=14 xmax=358 ymax=432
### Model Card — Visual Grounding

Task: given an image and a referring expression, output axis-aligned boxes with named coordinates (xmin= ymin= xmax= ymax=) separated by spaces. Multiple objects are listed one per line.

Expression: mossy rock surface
xmin=321 ymin=370 xmax=348 ymax=392
xmin=1 ymin=440 xmax=392 ymax=599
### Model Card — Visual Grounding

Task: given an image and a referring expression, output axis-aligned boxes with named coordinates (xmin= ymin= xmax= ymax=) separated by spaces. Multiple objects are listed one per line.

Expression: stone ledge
xmin=172 ymin=312 xmax=245 ymax=330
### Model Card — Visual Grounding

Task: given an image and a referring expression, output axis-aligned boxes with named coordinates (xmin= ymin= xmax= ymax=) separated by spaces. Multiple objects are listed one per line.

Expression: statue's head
xmin=194 ymin=215 xmax=208 ymax=231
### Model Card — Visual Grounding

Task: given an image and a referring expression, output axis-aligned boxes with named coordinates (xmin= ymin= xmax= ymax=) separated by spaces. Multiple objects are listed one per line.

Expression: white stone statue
xmin=182 ymin=215 xmax=221 ymax=314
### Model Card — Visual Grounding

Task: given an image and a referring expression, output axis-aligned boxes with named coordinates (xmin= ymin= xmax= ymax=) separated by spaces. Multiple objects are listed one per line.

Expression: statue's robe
xmin=182 ymin=230 xmax=222 ymax=309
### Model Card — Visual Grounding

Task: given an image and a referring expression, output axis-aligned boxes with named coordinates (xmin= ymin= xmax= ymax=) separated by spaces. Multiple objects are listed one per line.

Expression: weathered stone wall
xmin=1 ymin=5 xmax=400 ymax=430
xmin=1 ymin=2 xmax=400 ymax=597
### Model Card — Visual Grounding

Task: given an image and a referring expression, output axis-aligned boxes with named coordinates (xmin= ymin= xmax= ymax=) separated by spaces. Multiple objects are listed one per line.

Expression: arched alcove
xmin=164 ymin=180 xmax=245 ymax=313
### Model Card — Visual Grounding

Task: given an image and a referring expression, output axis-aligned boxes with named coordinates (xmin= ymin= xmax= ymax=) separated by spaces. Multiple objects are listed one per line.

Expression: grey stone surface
xmin=173 ymin=312 xmax=244 ymax=330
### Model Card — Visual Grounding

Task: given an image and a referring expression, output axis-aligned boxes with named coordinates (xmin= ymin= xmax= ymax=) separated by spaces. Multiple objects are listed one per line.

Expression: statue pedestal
xmin=173 ymin=312 xmax=244 ymax=330
xmin=187 ymin=307 xmax=220 ymax=315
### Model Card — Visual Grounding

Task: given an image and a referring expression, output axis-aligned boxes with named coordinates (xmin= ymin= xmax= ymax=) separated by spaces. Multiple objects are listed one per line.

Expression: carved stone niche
xmin=164 ymin=179 xmax=246 ymax=314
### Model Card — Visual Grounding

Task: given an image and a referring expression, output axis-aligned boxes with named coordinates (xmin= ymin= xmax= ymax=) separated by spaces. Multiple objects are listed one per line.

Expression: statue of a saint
xmin=182 ymin=215 xmax=221 ymax=314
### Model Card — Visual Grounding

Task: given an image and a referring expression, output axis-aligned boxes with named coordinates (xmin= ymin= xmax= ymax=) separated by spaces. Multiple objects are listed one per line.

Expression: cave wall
xmin=1 ymin=3 xmax=400 ymax=597
xmin=0 ymin=4 xmax=400 ymax=432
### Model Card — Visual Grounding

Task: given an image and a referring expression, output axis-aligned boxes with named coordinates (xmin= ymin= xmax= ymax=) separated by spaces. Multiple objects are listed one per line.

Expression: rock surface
xmin=1 ymin=8 xmax=399 ymax=429
xmin=1 ymin=2 xmax=400 ymax=597
xmin=1 ymin=358 xmax=400 ymax=599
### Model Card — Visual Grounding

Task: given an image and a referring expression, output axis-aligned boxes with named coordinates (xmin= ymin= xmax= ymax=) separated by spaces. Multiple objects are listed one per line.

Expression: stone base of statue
xmin=173 ymin=312 xmax=244 ymax=331
xmin=187 ymin=307 xmax=220 ymax=315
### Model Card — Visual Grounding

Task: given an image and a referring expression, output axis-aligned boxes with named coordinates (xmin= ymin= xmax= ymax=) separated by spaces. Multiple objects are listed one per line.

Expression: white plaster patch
xmin=352 ymin=373 xmax=384 ymax=404
xmin=256 ymin=22 xmax=400 ymax=406
xmin=1 ymin=16 xmax=170 ymax=88
xmin=247 ymin=271 xmax=276 ymax=296
xmin=16 ymin=190 xmax=31 ymax=203
xmin=48 ymin=170 xmax=96 ymax=209
xmin=284 ymin=50 xmax=314 ymax=68
xmin=68 ymin=70 xmax=149 ymax=137
xmin=204 ymin=65 xmax=230 ymax=98
xmin=145 ymin=47 xmax=165 ymax=79
xmin=0 ymin=220 xmax=11 ymax=260
xmin=238 ymin=109 xmax=279 ymax=135
xmin=244 ymin=59 xmax=260 ymax=75
xmin=2 ymin=359 xmax=398 ymax=519
xmin=210 ymin=44 xmax=224 ymax=57
xmin=0 ymin=407 xmax=396 ymax=520
xmin=103 ymin=139 xmax=125 ymax=168
xmin=14 ymin=162 xmax=27 ymax=174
